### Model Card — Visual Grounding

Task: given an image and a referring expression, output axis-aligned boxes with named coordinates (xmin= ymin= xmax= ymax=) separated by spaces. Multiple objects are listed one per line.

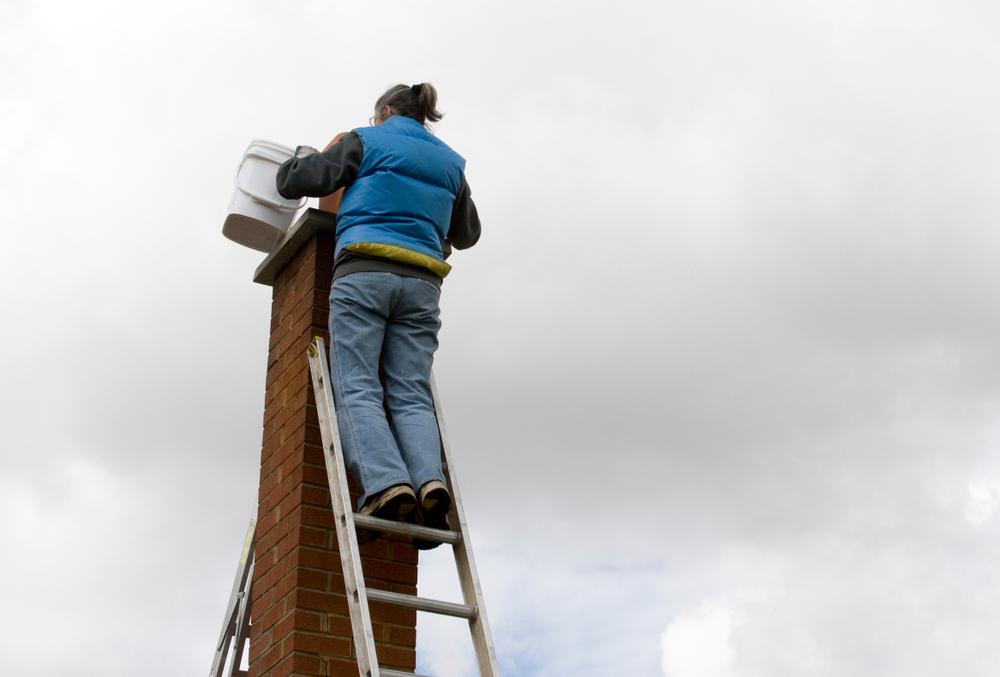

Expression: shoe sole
xmin=413 ymin=484 xmax=452 ymax=550
xmin=357 ymin=487 xmax=417 ymax=545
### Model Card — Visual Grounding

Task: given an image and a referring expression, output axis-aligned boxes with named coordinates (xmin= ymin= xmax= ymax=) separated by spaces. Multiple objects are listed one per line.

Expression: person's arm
xmin=318 ymin=134 xmax=349 ymax=213
xmin=445 ymin=176 xmax=481 ymax=255
xmin=275 ymin=132 xmax=363 ymax=201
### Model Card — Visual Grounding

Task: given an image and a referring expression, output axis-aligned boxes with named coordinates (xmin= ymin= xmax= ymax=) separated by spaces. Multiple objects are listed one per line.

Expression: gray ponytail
xmin=373 ymin=83 xmax=443 ymax=128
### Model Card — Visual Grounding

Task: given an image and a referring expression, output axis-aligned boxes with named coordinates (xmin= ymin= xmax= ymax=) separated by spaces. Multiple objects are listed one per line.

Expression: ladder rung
xmin=353 ymin=514 xmax=461 ymax=545
xmin=366 ymin=588 xmax=477 ymax=620
xmin=380 ymin=669 xmax=432 ymax=677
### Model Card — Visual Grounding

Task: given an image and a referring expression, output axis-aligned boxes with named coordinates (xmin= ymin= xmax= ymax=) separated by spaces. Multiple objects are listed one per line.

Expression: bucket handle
xmin=234 ymin=152 xmax=307 ymax=212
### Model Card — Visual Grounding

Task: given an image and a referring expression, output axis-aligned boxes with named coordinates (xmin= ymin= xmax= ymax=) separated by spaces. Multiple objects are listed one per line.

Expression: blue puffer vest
xmin=336 ymin=116 xmax=466 ymax=277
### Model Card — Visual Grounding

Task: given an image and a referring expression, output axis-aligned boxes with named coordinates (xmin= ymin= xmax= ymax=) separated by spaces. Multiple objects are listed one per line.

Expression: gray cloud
xmin=2 ymin=0 xmax=999 ymax=675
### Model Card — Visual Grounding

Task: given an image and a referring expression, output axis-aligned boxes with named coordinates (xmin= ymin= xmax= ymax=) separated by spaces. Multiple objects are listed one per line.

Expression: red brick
xmin=317 ymin=232 xmax=336 ymax=254
xmin=388 ymin=541 xmax=419 ymax=565
xmin=278 ymin=487 xmax=304 ymax=521
xmin=252 ymin=556 xmax=278 ymax=596
xmin=282 ymin=505 xmax=303 ymax=533
xmin=268 ymin=407 xmax=296 ymax=439
xmin=357 ymin=539 xmax=389 ymax=560
xmin=268 ymin=401 xmax=294 ymax=431
xmin=298 ymin=525 xmax=328 ymax=548
xmin=296 ymin=547 xmax=340 ymax=570
xmin=368 ymin=601 xmax=417 ymax=626
xmin=255 ymin=602 xmax=284 ymax=635
xmin=274 ymin=570 xmax=299 ymax=601
xmin=315 ymin=268 xmax=333 ymax=289
xmin=258 ymin=468 xmax=280 ymax=501
xmin=255 ymin=507 xmax=277 ymax=539
xmin=271 ymin=610 xmax=297 ymax=642
xmin=286 ymin=462 xmax=306 ymax=487
xmin=294 ymin=609 xmax=324 ymax=632
xmin=270 ymin=475 xmax=295 ymax=504
xmin=389 ymin=625 xmax=416 ymax=646
xmin=269 ymin=441 xmax=301 ymax=473
xmin=249 ymin=619 xmax=264 ymax=642
xmin=377 ymin=645 xmax=417 ymax=669
xmin=251 ymin=589 xmax=274 ymax=624
xmin=288 ymin=588 xmax=350 ymax=614
xmin=362 ymin=560 xmax=418 ymax=585
xmin=328 ymin=570 xmax=346 ymax=593
xmin=388 ymin=582 xmax=417 ymax=596
xmin=301 ymin=484 xmax=330 ymax=507
xmin=296 ymin=566 xmax=327 ymax=591
xmin=286 ymin=294 xmax=316 ymax=328
xmin=303 ymin=423 xmax=323 ymax=446
xmin=300 ymin=505 xmax=336 ymax=529
xmin=260 ymin=420 xmax=275 ymax=448
xmin=285 ymin=652 xmax=323 ymax=676
xmin=258 ymin=507 xmax=289 ymax=543
xmin=248 ymin=629 xmax=271 ymax=661
xmin=302 ymin=463 xmax=327 ymax=485
xmin=268 ymin=328 xmax=284 ymax=353
xmin=280 ymin=456 xmax=306 ymax=486
xmin=327 ymin=614 xmax=353 ymax=636
xmin=302 ymin=444 xmax=325 ymax=466
xmin=284 ymin=631 xmax=352 ymax=657
xmin=257 ymin=560 xmax=287 ymax=598
xmin=276 ymin=365 xmax=310 ymax=399
xmin=370 ymin=620 xmax=388 ymax=642
xmin=260 ymin=434 xmax=285 ymax=465
xmin=309 ymin=305 xmax=329 ymax=329
xmin=257 ymin=521 xmax=287 ymax=558
xmin=289 ymin=425 xmax=308 ymax=448
xmin=268 ymin=653 xmax=295 ymax=677
xmin=290 ymin=386 xmax=310 ymax=412
xmin=327 ymin=658 xmax=364 ymax=677
xmin=276 ymin=332 xmax=301 ymax=364
xmin=257 ymin=643 xmax=283 ymax=673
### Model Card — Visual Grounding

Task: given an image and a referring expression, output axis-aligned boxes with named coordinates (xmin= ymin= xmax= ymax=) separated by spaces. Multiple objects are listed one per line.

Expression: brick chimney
xmin=247 ymin=209 xmax=418 ymax=677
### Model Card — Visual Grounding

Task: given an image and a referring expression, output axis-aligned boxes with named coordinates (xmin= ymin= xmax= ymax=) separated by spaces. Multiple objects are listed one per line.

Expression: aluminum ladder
xmin=307 ymin=336 xmax=501 ymax=677
xmin=210 ymin=512 xmax=256 ymax=677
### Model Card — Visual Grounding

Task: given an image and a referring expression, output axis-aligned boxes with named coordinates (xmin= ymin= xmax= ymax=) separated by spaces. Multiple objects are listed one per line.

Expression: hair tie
xmin=411 ymin=84 xmax=422 ymax=95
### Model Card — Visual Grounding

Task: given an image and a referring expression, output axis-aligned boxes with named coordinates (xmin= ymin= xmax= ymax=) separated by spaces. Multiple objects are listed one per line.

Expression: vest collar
xmin=381 ymin=115 xmax=423 ymax=130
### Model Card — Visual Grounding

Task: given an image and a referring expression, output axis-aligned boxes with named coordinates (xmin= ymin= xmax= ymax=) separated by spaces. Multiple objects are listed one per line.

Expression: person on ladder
xmin=275 ymin=83 xmax=481 ymax=549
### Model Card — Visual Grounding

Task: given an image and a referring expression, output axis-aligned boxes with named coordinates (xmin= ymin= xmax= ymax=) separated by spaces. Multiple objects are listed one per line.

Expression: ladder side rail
xmin=430 ymin=373 xmax=502 ymax=677
xmin=226 ymin=557 xmax=255 ymax=677
xmin=210 ymin=608 xmax=236 ymax=677
xmin=308 ymin=338 xmax=381 ymax=677
xmin=210 ymin=514 xmax=257 ymax=677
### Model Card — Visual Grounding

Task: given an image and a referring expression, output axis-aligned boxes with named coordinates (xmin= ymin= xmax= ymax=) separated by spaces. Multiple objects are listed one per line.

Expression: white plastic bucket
xmin=222 ymin=140 xmax=307 ymax=252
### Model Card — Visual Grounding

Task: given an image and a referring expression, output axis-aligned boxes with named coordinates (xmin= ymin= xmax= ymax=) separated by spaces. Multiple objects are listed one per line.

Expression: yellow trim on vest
xmin=345 ymin=242 xmax=452 ymax=278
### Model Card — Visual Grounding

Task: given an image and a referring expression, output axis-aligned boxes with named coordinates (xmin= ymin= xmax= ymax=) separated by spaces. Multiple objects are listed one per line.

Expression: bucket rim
xmin=247 ymin=139 xmax=296 ymax=155
xmin=241 ymin=141 xmax=296 ymax=167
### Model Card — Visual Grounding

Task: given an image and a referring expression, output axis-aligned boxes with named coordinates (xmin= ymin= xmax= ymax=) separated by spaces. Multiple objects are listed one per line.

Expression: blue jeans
xmin=328 ymin=272 xmax=444 ymax=509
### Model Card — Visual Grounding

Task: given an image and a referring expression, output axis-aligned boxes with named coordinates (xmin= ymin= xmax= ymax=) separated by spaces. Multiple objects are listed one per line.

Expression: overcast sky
xmin=2 ymin=1 xmax=1000 ymax=675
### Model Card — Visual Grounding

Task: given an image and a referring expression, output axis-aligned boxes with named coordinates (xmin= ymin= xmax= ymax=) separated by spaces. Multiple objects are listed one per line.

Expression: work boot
xmin=413 ymin=480 xmax=452 ymax=550
xmin=356 ymin=484 xmax=417 ymax=545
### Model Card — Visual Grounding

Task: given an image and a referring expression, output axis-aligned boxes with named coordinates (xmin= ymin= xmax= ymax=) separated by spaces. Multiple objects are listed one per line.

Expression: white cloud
xmin=3 ymin=0 xmax=1000 ymax=675
xmin=661 ymin=598 xmax=743 ymax=677
xmin=965 ymin=478 xmax=1000 ymax=526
